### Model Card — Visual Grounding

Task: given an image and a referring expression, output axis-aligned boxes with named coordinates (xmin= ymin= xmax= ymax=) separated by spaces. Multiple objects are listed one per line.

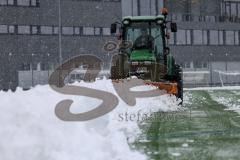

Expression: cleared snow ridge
xmin=0 ymin=78 xmax=181 ymax=160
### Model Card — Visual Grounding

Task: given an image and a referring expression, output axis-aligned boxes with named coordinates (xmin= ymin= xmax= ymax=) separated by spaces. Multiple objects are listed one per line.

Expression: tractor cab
xmin=110 ymin=9 xmax=183 ymax=102
xmin=121 ymin=16 xmax=166 ymax=64
xmin=111 ymin=13 xmax=177 ymax=78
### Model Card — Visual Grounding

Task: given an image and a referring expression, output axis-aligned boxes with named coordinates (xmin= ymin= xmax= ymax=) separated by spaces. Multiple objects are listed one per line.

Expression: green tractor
xmin=110 ymin=10 xmax=183 ymax=102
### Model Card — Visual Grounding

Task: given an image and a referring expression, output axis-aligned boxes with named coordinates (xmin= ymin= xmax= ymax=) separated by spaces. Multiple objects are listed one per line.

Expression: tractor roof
xmin=122 ymin=15 xmax=165 ymax=22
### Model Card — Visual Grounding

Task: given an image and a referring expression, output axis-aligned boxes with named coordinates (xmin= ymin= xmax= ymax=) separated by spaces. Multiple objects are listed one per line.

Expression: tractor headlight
xmin=156 ymin=19 xmax=163 ymax=24
xmin=144 ymin=61 xmax=152 ymax=65
xmin=131 ymin=61 xmax=139 ymax=66
xmin=123 ymin=19 xmax=130 ymax=25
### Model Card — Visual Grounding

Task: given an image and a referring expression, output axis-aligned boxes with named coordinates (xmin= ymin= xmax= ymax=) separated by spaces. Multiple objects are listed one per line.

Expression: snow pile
xmin=0 ymin=78 xmax=181 ymax=160
xmin=183 ymin=91 xmax=193 ymax=106
xmin=209 ymin=91 xmax=240 ymax=115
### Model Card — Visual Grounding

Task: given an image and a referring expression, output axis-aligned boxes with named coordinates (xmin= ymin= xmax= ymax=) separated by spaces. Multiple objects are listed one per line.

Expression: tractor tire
xmin=175 ymin=65 xmax=183 ymax=104
xmin=110 ymin=66 xmax=120 ymax=80
xmin=111 ymin=54 xmax=129 ymax=80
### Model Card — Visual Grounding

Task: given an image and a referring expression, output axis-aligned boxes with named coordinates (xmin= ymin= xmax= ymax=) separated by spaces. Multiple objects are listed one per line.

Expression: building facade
xmin=0 ymin=0 xmax=121 ymax=90
xmin=1 ymin=0 xmax=240 ymax=90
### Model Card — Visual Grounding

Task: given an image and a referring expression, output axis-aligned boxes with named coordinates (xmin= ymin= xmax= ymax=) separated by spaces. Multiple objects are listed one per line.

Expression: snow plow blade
xmin=144 ymin=81 xmax=178 ymax=95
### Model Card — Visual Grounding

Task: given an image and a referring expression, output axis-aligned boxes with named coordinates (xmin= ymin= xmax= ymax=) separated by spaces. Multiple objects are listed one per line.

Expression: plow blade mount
xmin=145 ymin=81 xmax=178 ymax=95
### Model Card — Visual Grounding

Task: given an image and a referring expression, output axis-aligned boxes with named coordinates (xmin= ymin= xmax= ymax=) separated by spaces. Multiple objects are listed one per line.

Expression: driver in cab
xmin=134 ymin=28 xmax=154 ymax=49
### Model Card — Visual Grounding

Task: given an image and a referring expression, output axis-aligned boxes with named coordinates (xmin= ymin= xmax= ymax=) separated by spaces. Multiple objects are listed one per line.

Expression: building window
xmin=8 ymin=25 xmax=15 ymax=34
xmin=18 ymin=25 xmax=30 ymax=34
xmin=53 ymin=27 xmax=58 ymax=34
xmin=0 ymin=0 xmax=7 ymax=5
xmin=219 ymin=30 xmax=224 ymax=45
xmin=186 ymin=30 xmax=191 ymax=45
xmin=0 ymin=0 xmax=39 ymax=6
xmin=74 ymin=27 xmax=80 ymax=35
xmin=238 ymin=3 xmax=240 ymax=17
xmin=102 ymin=27 xmax=111 ymax=36
xmin=209 ymin=30 xmax=218 ymax=45
xmin=83 ymin=27 xmax=94 ymax=35
xmin=30 ymin=0 xmax=37 ymax=6
xmin=0 ymin=25 xmax=8 ymax=33
xmin=203 ymin=30 xmax=208 ymax=45
xmin=176 ymin=30 xmax=186 ymax=45
xmin=17 ymin=0 xmax=30 ymax=6
xmin=222 ymin=1 xmax=240 ymax=17
xmin=193 ymin=30 xmax=208 ymax=45
xmin=231 ymin=3 xmax=237 ymax=16
xmin=95 ymin=27 xmax=101 ymax=35
xmin=225 ymin=31 xmax=235 ymax=45
xmin=174 ymin=30 xmax=191 ymax=45
xmin=0 ymin=25 xmax=124 ymax=37
xmin=193 ymin=30 xmax=202 ymax=45
xmin=205 ymin=16 xmax=216 ymax=22
xmin=62 ymin=27 xmax=74 ymax=35
xmin=0 ymin=0 xmax=17 ymax=5
xmin=235 ymin=31 xmax=239 ymax=45
xmin=8 ymin=0 xmax=14 ymax=5
xmin=40 ymin=26 xmax=53 ymax=35
xmin=31 ymin=26 xmax=39 ymax=34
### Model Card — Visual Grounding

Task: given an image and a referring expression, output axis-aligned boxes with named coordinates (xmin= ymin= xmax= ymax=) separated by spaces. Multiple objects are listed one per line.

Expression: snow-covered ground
xmin=0 ymin=78 xmax=180 ymax=160
xmin=184 ymin=86 xmax=240 ymax=91
xmin=209 ymin=90 xmax=240 ymax=115
xmin=184 ymin=86 xmax=240 ymax=116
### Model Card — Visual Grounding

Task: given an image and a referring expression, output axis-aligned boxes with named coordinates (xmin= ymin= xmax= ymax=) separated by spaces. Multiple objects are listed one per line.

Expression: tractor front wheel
xmin=175 ymin=65 xmax=183 ymax=104
xmin=110 ymin=66 xmax=120 ymax=80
